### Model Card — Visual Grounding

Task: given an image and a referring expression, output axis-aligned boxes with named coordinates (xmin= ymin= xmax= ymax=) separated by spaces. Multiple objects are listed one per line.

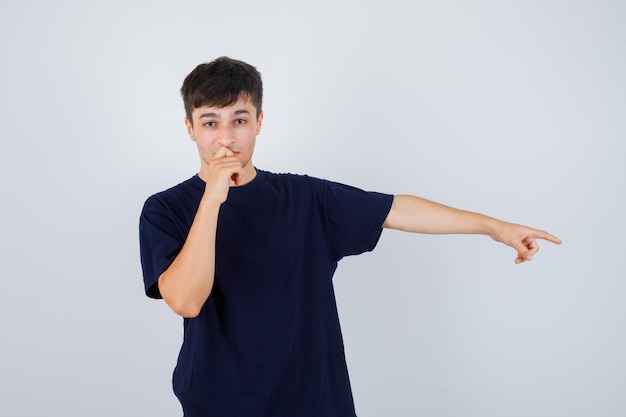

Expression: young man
xmin=139 ymin=56 xmax=561 ymax=417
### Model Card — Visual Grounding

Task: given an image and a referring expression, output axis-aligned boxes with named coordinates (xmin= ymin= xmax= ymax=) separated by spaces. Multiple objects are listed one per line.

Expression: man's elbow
xmin=162 ymin=290 xmax=206 ymax=318
xmin=158 ymin=273 xmax=206 ymax=318
xmin=168 ymin=300 xmax=203 ymax=318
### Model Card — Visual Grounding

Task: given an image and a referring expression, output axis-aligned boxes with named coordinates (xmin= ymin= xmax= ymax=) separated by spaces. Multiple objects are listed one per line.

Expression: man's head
xmin=181 ymin=56 xmax=263 ymax=124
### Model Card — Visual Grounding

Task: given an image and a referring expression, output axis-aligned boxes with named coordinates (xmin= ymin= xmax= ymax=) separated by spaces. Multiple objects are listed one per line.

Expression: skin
xmin=158 ymin=97 xmax=561 ymax=318
xmin=382 ymin=195 xmax=561 ymax=264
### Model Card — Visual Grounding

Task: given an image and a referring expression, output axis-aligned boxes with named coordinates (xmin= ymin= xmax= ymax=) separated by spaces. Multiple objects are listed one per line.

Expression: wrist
xmin=484 ymin=216 xmax=505 ymax=242
xmin=199 ymin=191 xmax=224 ymax=210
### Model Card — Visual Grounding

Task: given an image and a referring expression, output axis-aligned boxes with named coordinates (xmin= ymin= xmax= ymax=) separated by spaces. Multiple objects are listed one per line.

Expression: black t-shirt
xmin=140 ymin=169 xmax=393 ymax=417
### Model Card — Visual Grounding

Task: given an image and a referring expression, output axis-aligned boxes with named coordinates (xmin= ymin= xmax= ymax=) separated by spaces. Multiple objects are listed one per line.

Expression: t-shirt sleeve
xmin=139 ymin=195 xmax=185 ymax=299
xmin=320 ymin=180 xmax=394 ymax=260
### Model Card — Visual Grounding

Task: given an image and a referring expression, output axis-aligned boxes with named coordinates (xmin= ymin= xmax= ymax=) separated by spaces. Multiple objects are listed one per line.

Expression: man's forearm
xmin=158 ymin=196 xmax=220 ymax=318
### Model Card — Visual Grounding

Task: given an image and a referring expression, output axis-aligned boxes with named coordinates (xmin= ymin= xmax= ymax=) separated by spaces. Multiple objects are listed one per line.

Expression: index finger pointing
xmin=533 ymin=230 xmax=562 ymax=245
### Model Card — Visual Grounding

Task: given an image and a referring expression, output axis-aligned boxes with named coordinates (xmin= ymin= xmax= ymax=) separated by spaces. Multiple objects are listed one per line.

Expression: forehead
xmin=191 ymin=97 xmax=257 ymax=120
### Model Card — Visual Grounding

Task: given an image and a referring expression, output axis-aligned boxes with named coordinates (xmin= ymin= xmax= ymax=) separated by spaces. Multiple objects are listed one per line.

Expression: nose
xmin=216 ymin=125 xmax=235 ymax=147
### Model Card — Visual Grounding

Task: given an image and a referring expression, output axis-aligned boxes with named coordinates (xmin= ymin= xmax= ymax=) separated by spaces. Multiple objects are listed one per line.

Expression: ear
xmin=256 ymin=111 xmax=264 ymax=135
xmin=185 ymin=117 xmax=196 ymax=142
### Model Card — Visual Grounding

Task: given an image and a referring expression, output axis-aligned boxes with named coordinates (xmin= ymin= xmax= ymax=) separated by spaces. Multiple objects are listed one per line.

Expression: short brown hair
xmin=180 ymin=56 xmax=263 ymax=123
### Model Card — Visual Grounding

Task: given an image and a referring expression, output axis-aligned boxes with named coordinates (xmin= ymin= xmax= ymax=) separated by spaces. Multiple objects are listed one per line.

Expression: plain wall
xmin=1 ymin=1 xmax=624 ymax=416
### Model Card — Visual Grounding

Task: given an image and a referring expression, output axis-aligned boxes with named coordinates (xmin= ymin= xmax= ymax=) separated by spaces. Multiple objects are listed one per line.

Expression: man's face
xmin=185 ymin=97 xmax=263 ymax=181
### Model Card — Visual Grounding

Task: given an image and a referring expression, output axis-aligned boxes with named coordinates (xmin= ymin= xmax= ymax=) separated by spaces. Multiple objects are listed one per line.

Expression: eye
xmin=234 ymin=118 xmax=246 ymax=125
xmin=203 ymin=121 xmax=216 ymax=127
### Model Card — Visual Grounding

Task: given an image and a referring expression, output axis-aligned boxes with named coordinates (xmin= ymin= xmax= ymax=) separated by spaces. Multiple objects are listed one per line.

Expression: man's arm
xmin=158 ymin=147 xmax=243 ymax=318
xmin=383 ymin=194 xmax=561 ymax=264
xmin=157 ymin=197 xmax=220 ymax=318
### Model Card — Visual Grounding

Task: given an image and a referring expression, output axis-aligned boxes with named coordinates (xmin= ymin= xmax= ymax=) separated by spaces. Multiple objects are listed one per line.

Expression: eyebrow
xmin=198 ymin=109 xmax=250 ymax=119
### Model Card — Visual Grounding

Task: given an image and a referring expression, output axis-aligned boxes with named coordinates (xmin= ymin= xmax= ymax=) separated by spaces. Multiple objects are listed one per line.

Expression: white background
xmin=1 ymin=1 xmax=624 ymax=416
